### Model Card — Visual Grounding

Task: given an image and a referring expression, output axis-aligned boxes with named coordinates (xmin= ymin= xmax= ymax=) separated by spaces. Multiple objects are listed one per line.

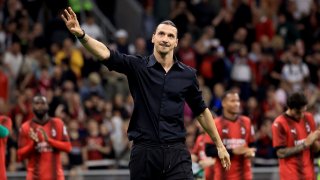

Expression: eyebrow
xmin=157 ymin=31 xmax=176 ymax=37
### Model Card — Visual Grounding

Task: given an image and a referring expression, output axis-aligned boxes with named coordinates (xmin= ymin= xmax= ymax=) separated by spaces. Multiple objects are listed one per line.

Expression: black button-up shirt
xmin=102 ymin=50 xmax=207 ymax=143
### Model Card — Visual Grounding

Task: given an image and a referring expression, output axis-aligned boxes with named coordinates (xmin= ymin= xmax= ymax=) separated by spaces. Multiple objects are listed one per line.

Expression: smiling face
xmin=222 ymin=93 xmax=241 ymax=115
xmin=152 ymin=23 xmax=178 ymax=56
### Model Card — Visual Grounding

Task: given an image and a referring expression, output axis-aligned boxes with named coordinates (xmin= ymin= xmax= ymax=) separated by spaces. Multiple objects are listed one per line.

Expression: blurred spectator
xmin=243 ymin=96 xmax=262 ymax=128
xmin=80 ymin=13 xmax=103 ymax=41
xmin=230 ymin=45 xmax=255 ymax=100
xmin=298 ymin=1 xmax=320 ymax=49
xmin=190 ymin=0 xmax=216 ymax=28
xmin=228 ymin=27 xmax=248 ymax=54
xmin=254 ymin=13 xmax=275 ymax=42
xmin=232 ymin=0 xmax=253 ymax=30
xmin=305 ymin=42 xmax=320 ymax=86
xmin=212 ymin=8 xmax=234 ymax=48
xmin=209 ymin=83 xmax=225 ymax=115
xmin=276 ymin=12 xmax=300 ymax=47
xmin=212 ymin=46 xmax=232 ymax=84
xmin=55 ymin=38 xmax=84 ymax=78
xmin=80 ymin=72 xmax=105 ymax=101
xmin=83 ymin=92 xmax=104 ymax=123
xmin=195 ymin=26 xmax=219 ymax=55
xmin=170 ymin=0 xmax=195 ymax=38
xmin=83 ymin=119 xmax=114 ymax=169
xmin=261 ymin=86 xmax=284 ymax=120
xmin=0 ymin=54 xmax=9 ymax=102
xmin=254 ymin=118 xmax=276 ymax=162
xmin=3 ymin=39 xmax=22 ymax=88
xmin=281 ymin=53 xmax=310 ymax=93
xmin=114 ymin=29 xmax=130 ymax=54
xmin=129 ymin=37 xmax=149 ymax=56
xmin=176 ymin=32 xmax=197 ymax=68
xmin=67 ymin=120 xmax=85 ymax=172
xmin=142 ymin=3 xmax=156 ymax=43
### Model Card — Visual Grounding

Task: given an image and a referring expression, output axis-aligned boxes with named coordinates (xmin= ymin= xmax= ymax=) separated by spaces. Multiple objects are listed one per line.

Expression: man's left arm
xmin=197 ymin=108 xmax=230 ymax=169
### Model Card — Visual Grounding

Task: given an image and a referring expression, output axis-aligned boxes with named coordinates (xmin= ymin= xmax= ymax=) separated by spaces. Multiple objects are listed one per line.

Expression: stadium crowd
xmin=1 ymin=0 xmax=320 ymax=176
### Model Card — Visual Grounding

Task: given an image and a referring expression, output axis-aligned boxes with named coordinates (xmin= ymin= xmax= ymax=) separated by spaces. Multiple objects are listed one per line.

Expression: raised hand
xmin=61 ymin=7 xmax=83 ymax=37
xmin=29 ymin=128 xmax=39 ymax=143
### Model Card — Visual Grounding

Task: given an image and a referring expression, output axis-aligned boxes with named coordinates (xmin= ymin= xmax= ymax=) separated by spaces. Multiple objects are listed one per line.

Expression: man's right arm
xmin=276 ymin=130 xmax=320 ymax=158
xmin=17 ymin=127 xmax=35 ymax=161
xmin=61 ymin=7 xmax=110 ymax=60
xmin=276 ymin=144 xmax=307 ymax=158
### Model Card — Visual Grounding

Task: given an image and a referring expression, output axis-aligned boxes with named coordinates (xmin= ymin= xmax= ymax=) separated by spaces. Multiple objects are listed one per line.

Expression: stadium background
xmin=1 ymin=0 xmax=320 ymax=179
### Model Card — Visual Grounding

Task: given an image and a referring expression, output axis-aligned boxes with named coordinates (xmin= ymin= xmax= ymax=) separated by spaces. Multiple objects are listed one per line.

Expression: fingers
xmin=225 ymin=156 xmax=231 ymax=170
xmin=64 ymin=9 xmax=72 ymax=20
xmin=68 ymin=7 xmax=77 ymax=19
xmin=220 ymin=155 xmax=231 ymax=170
xmin=39 ymin=128 xmax=48 ymax=141
xmin=61 ymin=14 xmax=67 ymax=23
xmin=29 ymin=128 xmax=39 ymax=142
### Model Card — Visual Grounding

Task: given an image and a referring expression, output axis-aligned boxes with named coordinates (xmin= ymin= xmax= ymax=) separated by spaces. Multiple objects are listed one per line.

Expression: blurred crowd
xmin=1 ymin=0 xmax=320 ymax=173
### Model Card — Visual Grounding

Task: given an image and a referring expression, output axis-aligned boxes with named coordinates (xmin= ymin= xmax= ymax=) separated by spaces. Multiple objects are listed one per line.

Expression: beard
xmin=33 ymin=109 xmax=48 ymax=120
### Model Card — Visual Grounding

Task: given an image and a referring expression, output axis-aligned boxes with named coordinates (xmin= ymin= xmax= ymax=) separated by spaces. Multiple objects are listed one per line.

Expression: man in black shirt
xmin=62 ymin=7 xmax=230 ymax=179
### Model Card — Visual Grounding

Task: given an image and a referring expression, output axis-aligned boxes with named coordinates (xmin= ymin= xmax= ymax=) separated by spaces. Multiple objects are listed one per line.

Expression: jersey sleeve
xmin=272 ymin=120 xmax=287 ymax=148
xmin=305 ymin=113 xmax=316 ymax=131
xmin=17 ymin=125 xmax=36 ymax=161
xmin=46 ymin=118 xmax=71 ymax=153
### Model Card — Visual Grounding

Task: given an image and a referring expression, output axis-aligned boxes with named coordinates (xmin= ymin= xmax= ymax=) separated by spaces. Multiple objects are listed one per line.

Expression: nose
xmin=161 ymin=35 xmax=170 ymax=43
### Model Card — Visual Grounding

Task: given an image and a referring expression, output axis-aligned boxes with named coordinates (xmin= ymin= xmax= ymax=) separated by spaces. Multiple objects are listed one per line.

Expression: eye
xmin=168 ymin=34 xmax=175 ymax=38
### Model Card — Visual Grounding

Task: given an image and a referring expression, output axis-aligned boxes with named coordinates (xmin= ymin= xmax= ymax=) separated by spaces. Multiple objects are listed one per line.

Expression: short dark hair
xmin=159 ymin=20 xmax=177 ymax=28
xmin=154 ymin=20 xmax=178 ymax=36
xmin=286 ymin=92 xmax=307 ymax=109
xmin=221 ymin=89 xmax=238 ymax=101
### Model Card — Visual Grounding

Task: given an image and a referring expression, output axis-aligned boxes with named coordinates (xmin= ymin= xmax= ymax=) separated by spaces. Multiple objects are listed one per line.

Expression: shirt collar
xmin=147 ymin=54 xmax=185 ymax=70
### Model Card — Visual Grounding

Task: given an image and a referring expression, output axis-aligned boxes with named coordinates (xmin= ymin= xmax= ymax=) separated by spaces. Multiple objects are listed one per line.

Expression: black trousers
xmin=129 ymin=141 xmax=193 ymax=180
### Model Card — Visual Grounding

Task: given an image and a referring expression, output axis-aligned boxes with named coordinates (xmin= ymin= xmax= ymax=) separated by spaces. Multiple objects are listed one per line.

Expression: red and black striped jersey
xmin=205 ymin=115 xmax=255 ymax=180
xmin=272 ymin=112 xmax=316 ymax=180
xmin=18 ymin=118 xmax=71 ymax=180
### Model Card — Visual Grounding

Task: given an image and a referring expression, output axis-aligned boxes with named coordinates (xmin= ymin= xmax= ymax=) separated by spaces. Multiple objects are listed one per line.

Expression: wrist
xmin=302 ymin=142 xmax=308 ymax=149
xmin=76 ymin=29 xmax=85 ymax=39
xmin=217 ymin=145 xmax=226 ymax=151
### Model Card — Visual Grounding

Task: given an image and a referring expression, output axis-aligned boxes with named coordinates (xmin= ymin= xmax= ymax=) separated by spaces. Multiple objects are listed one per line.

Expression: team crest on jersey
xmin=222 ymin=128 xmax=229 ymax=134
xmin=52 ymin=128 xmax=56 ymax=137
xmin=241 ymin=127 xmax=246 ymax=135
xmin=290 ymin=128 xmax=296 ymax=134
xmin=305 ymin=123 xmax=310 ymax=133
xmin=63 ymin=126 xmax=67 ymax=135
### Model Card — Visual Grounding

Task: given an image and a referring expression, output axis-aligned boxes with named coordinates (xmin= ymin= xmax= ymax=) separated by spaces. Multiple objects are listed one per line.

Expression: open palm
xmin=61 ymin=7 xmax=82 ymax=36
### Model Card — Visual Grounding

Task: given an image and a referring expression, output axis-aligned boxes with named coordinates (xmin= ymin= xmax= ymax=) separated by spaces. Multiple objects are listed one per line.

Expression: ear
xmin=151 ymin=34 xmax=155 ymax=44
xmin=174 ymin=39 xmax=178 ymax=48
